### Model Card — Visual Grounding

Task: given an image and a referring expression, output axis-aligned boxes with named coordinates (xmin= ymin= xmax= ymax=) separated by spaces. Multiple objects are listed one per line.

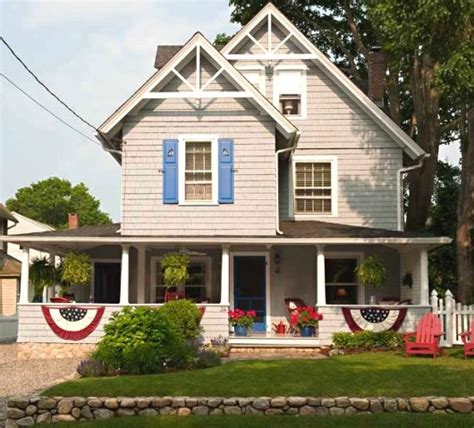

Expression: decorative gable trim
xmin=222 ymin=3 xmax=425 ymax=160
xmin=97 ymin=32 xmax=297 ymax=140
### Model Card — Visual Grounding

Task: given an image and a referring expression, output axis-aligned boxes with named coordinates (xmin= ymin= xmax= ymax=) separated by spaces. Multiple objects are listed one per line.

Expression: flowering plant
xmin=290 ymin=306 xmax=323 ymax=329
xmin=228 ymin=309 xmax=256 ymax=329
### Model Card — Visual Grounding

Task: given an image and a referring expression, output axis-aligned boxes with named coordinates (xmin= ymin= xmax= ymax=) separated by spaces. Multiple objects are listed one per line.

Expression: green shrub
xmin=332 ymin=331 xmax=403 ymax=350
xmin=195 ymin=349 xmax=222 ymax=369
xmin=159 ymin=300 xmax=203 ymax=341
xmin=92 ymin=306 xmax=194 ymax=374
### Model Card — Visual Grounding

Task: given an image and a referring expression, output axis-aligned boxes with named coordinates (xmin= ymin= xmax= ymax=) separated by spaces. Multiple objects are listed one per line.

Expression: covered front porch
xmin=5 ymin=221 xmax=450 ymax=347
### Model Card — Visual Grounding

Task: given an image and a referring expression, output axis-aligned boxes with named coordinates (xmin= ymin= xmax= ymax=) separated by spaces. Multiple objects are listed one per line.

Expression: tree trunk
xmin=405 ymin=54 xmax=441 ymax=231
xmin=457 ymin=108 xmax=474 ymax=303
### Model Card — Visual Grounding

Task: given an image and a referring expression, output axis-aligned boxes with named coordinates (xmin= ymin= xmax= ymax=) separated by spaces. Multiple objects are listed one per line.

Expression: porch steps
xmin=229 ymin=334 xmax=324 ymax=352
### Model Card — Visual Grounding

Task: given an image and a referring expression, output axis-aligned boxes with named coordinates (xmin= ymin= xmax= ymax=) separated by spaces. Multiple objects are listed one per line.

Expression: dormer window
xmin=274 ymin=68 xmax=306 ymax=119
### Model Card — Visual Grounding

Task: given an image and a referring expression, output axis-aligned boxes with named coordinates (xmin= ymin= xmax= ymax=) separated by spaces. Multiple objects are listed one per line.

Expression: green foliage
xmin=355 ymin=256 xmax=386 ymax=289
xmin=6 ymin=177 xmax=111 ymax=229
xmin=426 ymin=161 xmax=460 ymax=292
xmin=29 ymin=257 xmax=60 ymax=295
xmin=213 ymin=32 xmax=233 ymax=46
xmin=61 ymin=252 xmax=91 ymax=286
xmin=160 ymin=252 xmax=190 ymax=288
xmin=159 ymin=300 xmax=202 ymax=341
xmin=195 ymin=349 xmax=222 ymax=369
xmin=92 ymin=307 xmax=194 ymax=375
xmin=332 ymin=331 xmax=404 ymax=349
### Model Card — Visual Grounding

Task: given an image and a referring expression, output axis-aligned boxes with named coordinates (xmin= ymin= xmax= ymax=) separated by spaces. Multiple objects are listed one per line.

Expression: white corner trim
xmin=178 ymin=135 xmax=218 ymax=205
xmin=291 ymin=155 xmax=338 ymax=217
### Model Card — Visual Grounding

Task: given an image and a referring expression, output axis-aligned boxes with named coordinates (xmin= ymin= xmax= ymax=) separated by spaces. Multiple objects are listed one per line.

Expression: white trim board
xmin=221 ymin=3 xmax=425 ymax=160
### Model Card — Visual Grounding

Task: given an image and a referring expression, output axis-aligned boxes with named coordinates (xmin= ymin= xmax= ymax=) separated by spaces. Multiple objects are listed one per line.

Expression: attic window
xmin=273 ymin=68 xmax=306 ymax=118
xmin=280 ymin=94 xmax=301 ymax=115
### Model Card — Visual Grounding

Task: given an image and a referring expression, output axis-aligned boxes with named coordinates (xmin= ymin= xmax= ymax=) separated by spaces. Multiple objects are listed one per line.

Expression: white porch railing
xmin=431 ymin=290 xmax=474 ymax=347
xmin=0 ymin=314 xmax=18 ymax=342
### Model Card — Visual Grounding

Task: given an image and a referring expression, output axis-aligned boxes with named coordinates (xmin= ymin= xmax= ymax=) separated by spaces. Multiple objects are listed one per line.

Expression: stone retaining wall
xmin=3 ymin=395 xmax=474 ymax=426
xmin=16 ymin=344 xmax=95 ymax=361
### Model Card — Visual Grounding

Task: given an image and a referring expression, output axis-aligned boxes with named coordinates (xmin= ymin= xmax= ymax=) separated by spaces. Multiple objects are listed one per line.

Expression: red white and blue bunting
xmin=42 ymin=306 xmax=105 ymax=341
xmin=342 ymin=307 xmax=407 ymax=332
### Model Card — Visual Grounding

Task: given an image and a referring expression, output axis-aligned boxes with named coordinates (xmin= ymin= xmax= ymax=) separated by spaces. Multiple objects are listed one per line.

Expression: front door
xmin=94 ymin=262 xmax=121 ymax=303
xmin=233 ymin=256 xmax=267 ymax=332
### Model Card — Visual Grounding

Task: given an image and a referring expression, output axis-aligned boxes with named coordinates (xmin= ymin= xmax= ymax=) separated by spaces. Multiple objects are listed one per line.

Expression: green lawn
xmin=52 ymin=415 xmax=474 ymax=428
xmin=45 ymin=348 xmax=473 ymax=397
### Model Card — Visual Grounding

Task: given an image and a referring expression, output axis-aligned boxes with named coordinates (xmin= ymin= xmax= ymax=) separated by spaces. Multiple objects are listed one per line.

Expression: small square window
xmin=280 ymin=94 xmax=301 ymax=115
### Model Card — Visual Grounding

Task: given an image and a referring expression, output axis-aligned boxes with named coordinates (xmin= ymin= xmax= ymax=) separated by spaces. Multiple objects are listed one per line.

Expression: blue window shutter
xmin=163 ymin=139 xmax=178 ymax=204
xmin=218 ymin=138 xmax=234 ymax=204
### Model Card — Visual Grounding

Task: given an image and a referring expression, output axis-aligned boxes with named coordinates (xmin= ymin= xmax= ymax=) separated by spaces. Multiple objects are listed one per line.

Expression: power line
xmin=1 ymin=72 xmax=102 ymax=147
xmin=1 ymin=36 xmax=98 ymax=131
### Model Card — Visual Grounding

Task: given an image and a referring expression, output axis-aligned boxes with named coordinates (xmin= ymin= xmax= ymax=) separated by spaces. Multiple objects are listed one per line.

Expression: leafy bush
xmin=159 ymin=300 xmax=203 ymax=341
xmin=76 ymin=359 xmax=112 ymax=377
xmin=195 ymin=349 xmax=222 ymax=369
xmin=92 ymin=306 xmax=194 ymax=375
xmin=332 ymin=331 xmax=403 ymax=350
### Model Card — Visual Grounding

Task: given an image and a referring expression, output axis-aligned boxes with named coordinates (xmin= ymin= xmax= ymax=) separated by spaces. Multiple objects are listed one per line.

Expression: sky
xmin=0 ymin=0 xmax=460 ymax=222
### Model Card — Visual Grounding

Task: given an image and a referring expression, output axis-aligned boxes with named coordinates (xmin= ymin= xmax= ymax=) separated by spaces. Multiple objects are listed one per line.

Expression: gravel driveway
xmin=0 ymin=344 xmax=81 ymax=397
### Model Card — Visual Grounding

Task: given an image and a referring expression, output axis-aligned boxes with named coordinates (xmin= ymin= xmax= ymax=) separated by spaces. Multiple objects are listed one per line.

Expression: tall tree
xmin=6 ymin=177 xmax=112 ymax=229
xmin=369 ymin=0 xmax=472 ymax=233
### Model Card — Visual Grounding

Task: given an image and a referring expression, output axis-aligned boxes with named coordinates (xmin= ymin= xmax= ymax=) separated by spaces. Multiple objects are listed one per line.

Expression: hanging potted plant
xmin=229 ymin=309 xmax=256 ymax=336
xmin=30 ymin=257 xmax=60 ymax=302
xmin=355 ymin=256 xmax=386 ymax=304
xmin=60 ymin=251 xmax=92 ymax=298
xmin=290 ymin=306 xmax=323 ymax=337
xmin=160 ymin=252 xmax=190 ymax=299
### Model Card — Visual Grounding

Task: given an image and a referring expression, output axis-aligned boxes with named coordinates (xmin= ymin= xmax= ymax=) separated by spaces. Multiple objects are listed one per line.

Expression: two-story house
xmin=2 ymin=4 xmax=449 ymax=351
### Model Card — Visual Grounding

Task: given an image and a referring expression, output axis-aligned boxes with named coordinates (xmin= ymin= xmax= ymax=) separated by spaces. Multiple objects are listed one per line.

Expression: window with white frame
xmin=293 ymin=158 xmax=337 ymax=215
xmin=325 ymin=257 xmax=359 ymax=304
xmin=274 ymin=69 xmax=306 ymax=117
xmin=153 ymin=258 xmax=211 ymax=303
xmin=179 ymin=137 xmax=218 ymax=204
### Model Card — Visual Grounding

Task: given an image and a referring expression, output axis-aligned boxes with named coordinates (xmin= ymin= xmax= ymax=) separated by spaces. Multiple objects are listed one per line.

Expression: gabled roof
xmin=10 ymin=212 xmax=54 ymax=231
xmin=221 ymin=3 xmax=425 ymax=160
xmin=98 ymin=32 xmax=298 ymax=145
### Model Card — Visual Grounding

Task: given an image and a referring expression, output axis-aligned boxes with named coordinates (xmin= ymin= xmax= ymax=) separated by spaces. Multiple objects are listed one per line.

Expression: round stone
xmin=449 ymin=398 xmax=473 ymax=414
xmin=409 ymin=398 xmax=430 ymax=413
xmin=299 ymin=406 xmax=316 ymax=415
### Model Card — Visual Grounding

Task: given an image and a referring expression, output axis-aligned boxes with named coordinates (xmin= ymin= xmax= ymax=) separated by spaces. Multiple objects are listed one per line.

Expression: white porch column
xmin=419 ymin=249 xmax=429 ymax=305
xmin=220 ymin=245 xmax=230 ymax=305
xmin=316 ymin=245 xmax=326 ymax=306
xmin=19 ymin=246 xmax=30 ymax=304
xmin=136 ymin=246 xmax=146 ymax=304
xmin=120 ymin=244 xmax=130 ymax=305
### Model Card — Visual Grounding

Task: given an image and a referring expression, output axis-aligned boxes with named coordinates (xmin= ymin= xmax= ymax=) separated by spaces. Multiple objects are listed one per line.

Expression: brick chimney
xmin=68 ymin=213 xmax=80 ymax=229
xmin=368 ymin=46 xmax=386 ymax=108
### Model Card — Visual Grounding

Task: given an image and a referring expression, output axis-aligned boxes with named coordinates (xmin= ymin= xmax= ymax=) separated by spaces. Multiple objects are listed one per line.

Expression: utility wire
xmin=1 ymin=72 xmax=102 ymax=147
xmin=1 ymin=36 xmax=98 ymax=131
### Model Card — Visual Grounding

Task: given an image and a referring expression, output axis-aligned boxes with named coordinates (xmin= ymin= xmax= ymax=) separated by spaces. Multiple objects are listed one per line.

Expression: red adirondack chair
xmin=403 ymin=313 xmax=443 ymax=358
xmin=460 ymin=320 xmax=474 ymax=358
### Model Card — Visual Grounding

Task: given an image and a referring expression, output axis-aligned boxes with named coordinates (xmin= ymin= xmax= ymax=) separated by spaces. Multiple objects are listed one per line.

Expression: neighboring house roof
xmin=9 ymin=212 xmax=54 ymax=232
xmin=0 ymin=203 xmax=17 ymax=223
xmin=0 ymin=253 xmax=21 ymax=277
xmin=97 ymin=32 xmax=298 ymax=153
xmin=220 ymin=3 xmax=425 ymax=160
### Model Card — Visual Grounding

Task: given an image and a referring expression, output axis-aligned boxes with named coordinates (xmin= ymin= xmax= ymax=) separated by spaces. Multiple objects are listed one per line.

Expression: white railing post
xmin=444 ymin=290 xmax=455 ymax=347
xmin=430 ymin=289 xmax=438 ymax=311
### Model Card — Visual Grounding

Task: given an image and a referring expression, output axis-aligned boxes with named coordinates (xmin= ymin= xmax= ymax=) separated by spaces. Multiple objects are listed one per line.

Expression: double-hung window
xmin=293 ymin=156 xmax=337 ymax=216
xmin=178 ymin=137 xmax=218 ymax=204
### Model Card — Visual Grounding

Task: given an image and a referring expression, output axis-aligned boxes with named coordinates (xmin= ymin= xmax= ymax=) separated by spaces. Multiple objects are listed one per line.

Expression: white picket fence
xmin=431 ymin=290 xmax=474 ymax=347
xmin=0 ymin=314 xmax=18 ymax=343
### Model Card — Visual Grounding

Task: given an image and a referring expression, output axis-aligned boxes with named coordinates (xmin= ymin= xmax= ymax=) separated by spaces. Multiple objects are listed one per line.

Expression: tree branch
xmin=343 ymin=0 xmax=370 ymax=60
